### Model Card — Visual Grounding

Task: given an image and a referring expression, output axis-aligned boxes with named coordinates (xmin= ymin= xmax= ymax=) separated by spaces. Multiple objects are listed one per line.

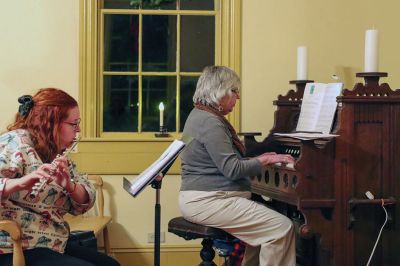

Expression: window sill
xmin=70 ymin=134 xmax=183 ymax=175
xmin=95 ymin=132 xmax=182 ymax=141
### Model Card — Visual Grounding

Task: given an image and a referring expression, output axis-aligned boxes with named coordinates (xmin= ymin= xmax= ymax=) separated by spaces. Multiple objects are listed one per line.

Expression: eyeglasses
xmin=63 ymin=119 xmax=81 ymax=130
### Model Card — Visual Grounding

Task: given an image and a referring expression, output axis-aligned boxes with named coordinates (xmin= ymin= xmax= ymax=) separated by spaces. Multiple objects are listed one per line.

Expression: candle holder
xmin=275 ymin=79 xmax=314 ymax=103
xmin=155 ymin=125 xmax=170 ymax=138
xmin=356 ymin=72 xmax=388 ymax=86
xmin=289 ymin=80 xmax=314 ymax=96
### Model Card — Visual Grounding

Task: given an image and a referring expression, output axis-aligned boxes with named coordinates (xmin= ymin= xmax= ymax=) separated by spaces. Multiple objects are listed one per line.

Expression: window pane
xmin=143 ymin=0 xmax=177 ymax=10
xmin=180 ymin=76 xmax=198 ymax=131
xmin=103 ymin=75 xmax=139 ymax=132
xmin=104 ymin=15 xmax=139 ymax=71
xmin=142 ymin=15 xmax=177 ymax=72
xmin=180 ymin=0 xmax=214 ymax=10
xmin=142 ymin=76 xmax=176 ymax=132
xmin=104 ymin=0 xmax=177 ymax=9
xmin=181 ymin=16 xmax=215 ymax=72
xmin=104 ymin=0 xmax=140 ymax=9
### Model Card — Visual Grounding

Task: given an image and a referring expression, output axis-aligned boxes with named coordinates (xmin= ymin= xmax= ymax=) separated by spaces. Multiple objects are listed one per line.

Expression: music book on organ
xmin=274 ymin=82 xmax=343 ymax=140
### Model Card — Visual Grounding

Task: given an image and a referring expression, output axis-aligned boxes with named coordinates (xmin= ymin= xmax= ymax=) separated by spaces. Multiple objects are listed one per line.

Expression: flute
xmin=29 ymin=136 xmax=80 ymax=198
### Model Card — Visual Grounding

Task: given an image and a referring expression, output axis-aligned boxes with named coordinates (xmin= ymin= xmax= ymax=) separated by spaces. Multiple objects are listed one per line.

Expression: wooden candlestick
xmin=289 ymin=80 xmax=314 ymax=96
xmin=356 ymin=72 xmax=388 ymax=86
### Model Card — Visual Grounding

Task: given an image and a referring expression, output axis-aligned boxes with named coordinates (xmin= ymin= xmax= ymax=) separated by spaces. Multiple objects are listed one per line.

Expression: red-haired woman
xmin=0 ymin=88 xmax=120 ymax=266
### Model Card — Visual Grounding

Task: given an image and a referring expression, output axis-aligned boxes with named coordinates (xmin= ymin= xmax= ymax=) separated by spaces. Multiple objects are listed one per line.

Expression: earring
xmin=218 ymin=106 xmax=223 ymax=112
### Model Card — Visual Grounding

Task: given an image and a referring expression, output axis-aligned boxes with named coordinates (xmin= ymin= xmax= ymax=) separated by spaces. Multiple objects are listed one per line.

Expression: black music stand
xmin=123 ymin=160 xmax=176 ymax=266
xmin=151 ymin=178 xmax=162 ymax=266
xmin=123 ymin=138 xmax=191 ymax=266
xmin=151 ymin=162 xmax=173 ymax=266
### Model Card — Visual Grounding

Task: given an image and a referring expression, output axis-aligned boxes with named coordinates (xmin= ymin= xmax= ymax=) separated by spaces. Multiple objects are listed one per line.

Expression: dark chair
xmin=168 ymin=217 xmax=234 ymax=266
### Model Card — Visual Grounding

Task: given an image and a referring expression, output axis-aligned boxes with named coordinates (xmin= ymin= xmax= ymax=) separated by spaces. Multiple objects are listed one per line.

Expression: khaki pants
xmin=179 ymin=191 xmax=295 ymax=266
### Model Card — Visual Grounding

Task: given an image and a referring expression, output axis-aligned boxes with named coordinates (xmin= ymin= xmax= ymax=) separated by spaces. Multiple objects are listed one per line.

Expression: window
xmin=77 ymin=0 xmax=241 ymax=174
xmin=101 ymin=1 xmax=216 ymax=134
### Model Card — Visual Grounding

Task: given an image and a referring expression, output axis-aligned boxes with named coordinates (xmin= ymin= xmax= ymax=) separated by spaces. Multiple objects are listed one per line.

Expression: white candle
xmin=364 ymin=29 xmax=379 ymax=72
xmin=297 ymin=46 xmax=308 ymax=80
xmin=159 ymin=102 xmax=164 ymax=127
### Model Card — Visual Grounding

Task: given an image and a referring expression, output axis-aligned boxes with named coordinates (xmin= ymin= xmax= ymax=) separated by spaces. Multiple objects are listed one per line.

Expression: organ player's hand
xmin=255 ymin=153 xmax=295 ymax=166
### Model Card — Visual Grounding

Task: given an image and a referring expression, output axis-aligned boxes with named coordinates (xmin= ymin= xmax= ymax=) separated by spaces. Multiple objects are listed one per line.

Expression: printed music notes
xmin=124 ymin=138 xmax=188 ymax=197
xmin=274 ymin=82 xmax=343 ymax=140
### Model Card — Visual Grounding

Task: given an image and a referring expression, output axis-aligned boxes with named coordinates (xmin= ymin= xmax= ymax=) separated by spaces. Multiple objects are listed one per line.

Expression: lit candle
xmin=364 ymin=29 xmax=379 ymax=72
xmin=159 ymin=102 xmax=164 ymax=127
xmin=297 ymin=46 xmax=308 ymax=80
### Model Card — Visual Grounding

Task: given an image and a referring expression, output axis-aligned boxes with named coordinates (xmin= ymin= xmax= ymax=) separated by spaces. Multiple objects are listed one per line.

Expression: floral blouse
xmin=0 ymin=129 xmax=96 ymax=254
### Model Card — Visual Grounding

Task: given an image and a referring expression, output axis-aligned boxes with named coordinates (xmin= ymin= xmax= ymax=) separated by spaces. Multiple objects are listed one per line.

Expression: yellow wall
xmin=97 ymin=175 xmax=202 ymax=264
xmin=0 ymin=0 xmax=79 ymax=128
xmin=1 ymin=0 xmax=400 ymax=265
xmin=99 ymin=175 xmax=189 ymax=247
xmin=242 ymin=0 xmax=400 ymax=136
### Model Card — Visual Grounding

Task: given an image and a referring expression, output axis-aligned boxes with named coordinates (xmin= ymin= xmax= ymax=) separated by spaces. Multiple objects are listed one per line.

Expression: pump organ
xmin=242 ymin=74 xmax=400 ymax=266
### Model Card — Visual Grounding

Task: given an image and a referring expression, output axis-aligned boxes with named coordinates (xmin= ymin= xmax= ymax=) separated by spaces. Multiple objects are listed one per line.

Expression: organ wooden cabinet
xmin=242 ymin=73 xmax=400 ymax=266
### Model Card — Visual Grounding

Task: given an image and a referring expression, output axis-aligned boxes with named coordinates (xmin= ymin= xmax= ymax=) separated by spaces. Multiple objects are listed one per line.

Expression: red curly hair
xmin=7 ymin=88 xmax=78 ymax=163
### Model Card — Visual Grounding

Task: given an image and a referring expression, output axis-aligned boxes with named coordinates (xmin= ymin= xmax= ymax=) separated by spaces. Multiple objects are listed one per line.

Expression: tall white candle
xmin=364 ymin=29 xmax=379 ymax=72
xmin=297 ymin=46 xmax=308 ymax=80
xmin=159 ymin=102 xmax=164 ymax=127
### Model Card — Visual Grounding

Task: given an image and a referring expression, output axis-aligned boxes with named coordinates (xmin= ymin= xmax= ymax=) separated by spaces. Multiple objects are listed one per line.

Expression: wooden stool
xmin=168 ymin=217 xmax=234 ymax=266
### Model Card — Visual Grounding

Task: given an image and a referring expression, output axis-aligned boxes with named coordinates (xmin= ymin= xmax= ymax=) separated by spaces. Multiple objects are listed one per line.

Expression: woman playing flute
xmin=0 ymin=88 xmax=119 ymax=266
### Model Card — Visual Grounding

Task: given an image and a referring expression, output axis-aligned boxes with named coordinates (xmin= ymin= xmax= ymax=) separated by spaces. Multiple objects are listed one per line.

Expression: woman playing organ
xmin=179 ymin=66 xmax=296 ymax=266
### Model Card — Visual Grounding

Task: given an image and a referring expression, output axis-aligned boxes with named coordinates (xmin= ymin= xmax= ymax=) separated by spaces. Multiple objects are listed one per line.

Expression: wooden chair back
xmin=0 ymin=220 xmax=25 ymax=266
xmin=65 ymin=175 xmax=112 ymax=255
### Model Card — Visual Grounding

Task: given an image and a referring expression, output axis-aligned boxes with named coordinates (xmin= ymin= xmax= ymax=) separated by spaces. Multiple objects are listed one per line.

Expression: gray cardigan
xmin=180 ymin=108 xmax=261 ymax=192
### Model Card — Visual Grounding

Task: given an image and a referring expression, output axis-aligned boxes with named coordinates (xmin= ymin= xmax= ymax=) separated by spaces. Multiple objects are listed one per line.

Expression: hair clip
xmin=18 ymin=95 xmax=34 ymax=118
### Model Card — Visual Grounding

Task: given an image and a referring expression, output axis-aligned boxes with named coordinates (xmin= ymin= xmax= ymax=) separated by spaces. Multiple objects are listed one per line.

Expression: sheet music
xmin=126 ymin=139 xmax=186 ymax=197
xmin=296 ymin=82 xmax=343 ymax=134
xmin=314 ymin=83 xmax=343 ymax=133
xmin=296 ymin=83 xmax=326 ymax=132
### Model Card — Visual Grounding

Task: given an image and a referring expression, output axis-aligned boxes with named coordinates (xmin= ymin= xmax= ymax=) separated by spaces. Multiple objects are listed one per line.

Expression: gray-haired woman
xmin=179 ymin=66 xmax=296 ymax=266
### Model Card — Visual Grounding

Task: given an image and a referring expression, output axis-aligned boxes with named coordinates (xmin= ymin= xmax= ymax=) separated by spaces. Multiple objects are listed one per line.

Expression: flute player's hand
xmin=51 ymin=156 xmax=74 ymax=191
xmin=1 ymin=164 xmax=53 ymax=198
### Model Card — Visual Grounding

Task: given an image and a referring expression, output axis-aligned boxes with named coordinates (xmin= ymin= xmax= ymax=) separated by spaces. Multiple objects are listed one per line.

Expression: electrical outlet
xmin=148 ymin=232 xmax=165 ymax=243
